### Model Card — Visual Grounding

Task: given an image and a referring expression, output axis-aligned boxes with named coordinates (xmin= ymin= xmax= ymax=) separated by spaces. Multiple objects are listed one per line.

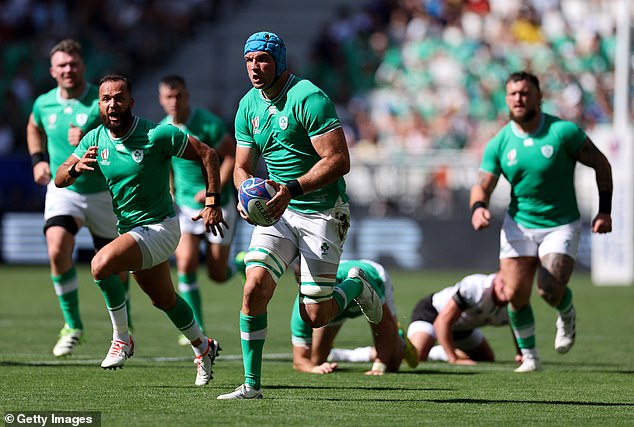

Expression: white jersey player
xmin=406 ymin=272 xmax=520 ymax=365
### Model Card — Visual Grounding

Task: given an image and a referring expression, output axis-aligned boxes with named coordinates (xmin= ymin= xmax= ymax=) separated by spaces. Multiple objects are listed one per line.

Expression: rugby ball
xmin=238 ymin=177 xmax=278 ymax=226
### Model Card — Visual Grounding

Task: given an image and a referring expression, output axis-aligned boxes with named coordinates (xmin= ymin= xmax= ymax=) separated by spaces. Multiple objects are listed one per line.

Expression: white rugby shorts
xmin=247 ymin=203 xmax=350 ymax=302
xmin=128 ymin=215 xmax=180 ymax=270
xmin=176 ymin=195 xmax=237 ymax=245
xmin=499 ymin=213 xmax=581 ymax=259
xmin=44 ymin=182 xmax=118 ymax=239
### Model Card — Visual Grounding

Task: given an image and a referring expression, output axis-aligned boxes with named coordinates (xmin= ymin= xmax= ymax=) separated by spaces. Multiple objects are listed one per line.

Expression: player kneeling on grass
xmin=291 ymin=259 xmax=419 ymax=375
xmin=55 ymin=73 xmax=225 ymax=386
xmin=406 ymin=272 xmax=521 ymax=366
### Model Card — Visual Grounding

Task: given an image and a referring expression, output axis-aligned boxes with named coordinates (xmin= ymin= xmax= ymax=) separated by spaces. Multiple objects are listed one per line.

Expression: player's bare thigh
xmin=175 ymin=232 xmax=201 ymax=272
xmin=500 ymin=257 xmax=539 ymax=308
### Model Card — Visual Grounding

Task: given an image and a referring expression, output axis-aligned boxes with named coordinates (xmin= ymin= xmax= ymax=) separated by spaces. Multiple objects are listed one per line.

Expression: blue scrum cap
xmin=244 ymin=31 xmax=287 ymax=77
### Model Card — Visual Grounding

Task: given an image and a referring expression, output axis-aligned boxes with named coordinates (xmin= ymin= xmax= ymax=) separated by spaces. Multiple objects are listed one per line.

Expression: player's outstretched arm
xmin=470 ymin=171 xmax=498 ymax=231
xmin=575 ymin=137 xmax=613 ymax=234
xmin=434 ymin=300 xmax=476 ymax=365
xmin=367 ymin=305 xmax=402 ymax=374
xmin=184 ymin=135 xmax=227 ymax=236
xmin=54 ymin=146 xmax=98 ymax=188
xmin=26 ymin=114 xmax=51 ymax=186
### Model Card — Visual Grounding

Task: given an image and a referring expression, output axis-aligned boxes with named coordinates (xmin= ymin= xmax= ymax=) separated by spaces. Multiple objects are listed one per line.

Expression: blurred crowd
xmin=0 ymin=0 xmax=222 ymax=157
xmin=0 ymin=0 xmax=628 ymax=215
xmin=302 ymin=0 xmax=624 ymax=159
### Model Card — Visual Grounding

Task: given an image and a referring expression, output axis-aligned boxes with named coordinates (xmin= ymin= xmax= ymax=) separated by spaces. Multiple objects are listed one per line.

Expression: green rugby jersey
xmin=234 ymin=74 xmax=348 ymax=213
xmin=290 ymin=260 xmax=386 ymax=342
xmin=32 ymin=85 xmax=107 ymax=193
xmin=161 ymin=108 xmax=232 ymax=209
xmin=480 ymin=113 xmax=586 ymax=228
xmin=74 ymin=117 xmax=188 ymax=233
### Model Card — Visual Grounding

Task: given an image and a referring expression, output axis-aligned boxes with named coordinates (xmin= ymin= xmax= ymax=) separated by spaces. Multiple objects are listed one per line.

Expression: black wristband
xmin=31 ymin=152 xmax=48 ymax=167
xmin=286 ymin=179 xmax=304 ymax=199
xmin=205 ymin=193 xmax=220 ymax=207
xmin=471 ymin=201 xmax=487 ymax=215
xmin=598 ymin=191 xmax=612 ymax=214
xmin=68 ymin=163 xmax=82 ymax=179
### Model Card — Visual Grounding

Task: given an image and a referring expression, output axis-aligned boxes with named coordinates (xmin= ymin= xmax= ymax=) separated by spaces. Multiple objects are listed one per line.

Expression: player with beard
xmin=55 ymin=74 xmax=226 ymax=386
xmin=27 ymin=39 xmax=132 ymax=357
xmin=469 ymin=71 xmax=613 ymax=372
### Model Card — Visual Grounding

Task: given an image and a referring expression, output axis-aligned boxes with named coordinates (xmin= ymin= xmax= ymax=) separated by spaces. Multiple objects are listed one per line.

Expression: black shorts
xmin=410 ymin=294 xmax=474 ymax=341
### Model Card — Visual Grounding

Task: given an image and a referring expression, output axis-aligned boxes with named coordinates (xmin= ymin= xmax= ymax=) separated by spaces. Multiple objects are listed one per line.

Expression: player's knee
xmin=46 ymin=243 xmax=69 ymax=266
xmin=207 ymin=266 xmax=229 ymax=283
xmin=300 ymin=307 xmax=331 ymax=328
xmin=91 ymin=251 xmax=111 ymax=280
xmin=242 ymin=279 xmax=275 ymax=312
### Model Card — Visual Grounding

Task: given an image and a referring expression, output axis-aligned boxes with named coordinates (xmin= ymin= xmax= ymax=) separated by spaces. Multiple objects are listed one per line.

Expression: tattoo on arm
xmin=478 ymin=173 xmax=498 ymax=199
xmin=576 ymin=138 xmax=613 ymax=192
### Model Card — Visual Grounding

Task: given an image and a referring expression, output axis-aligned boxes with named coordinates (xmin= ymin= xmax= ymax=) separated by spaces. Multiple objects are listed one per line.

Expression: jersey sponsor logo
xmin=100 ymin=148 xmax=111 ymax=166
xmin=75 ymin=113 xmax=88 ymax=127
xmin=541 ymin=145 xmax=554 ymax=159
xmin=268 ymin=106 xmax=277 ymax=115
xmin=279 ymin=116 xmax=288 ymax=130
xmin=63 ymin=106 xmax=72 ymax=114
xmin=115 ymin=143 xmax=126 ymax=152
xmin=506 ymin=148 xmax=517 ymax=166
xmin=132 ymin=149 xmax=144 ymax=163
xmin=523 ymin=138 xmax=534 ymax=147
xmin=252 ymin=116 xmax=260 ymax=134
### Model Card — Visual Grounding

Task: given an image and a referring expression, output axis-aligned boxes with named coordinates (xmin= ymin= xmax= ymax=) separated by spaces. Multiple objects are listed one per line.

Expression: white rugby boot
xmin=194 ymin=338 xmax=221 ymax=386
xmin=514 ymin=349 xmax=542 ymax=373
xmin=555 ymin=306 xmax=576 ymax=354
xmin=217 ymin=384 xmax=263 ymax=400
xmin=101 ymin=337 xmax=134 ymax=369
xmin=349 ymin=267 xmax=383 ymax=324
xmin=53 ymin=324 xmax=83 ymax=357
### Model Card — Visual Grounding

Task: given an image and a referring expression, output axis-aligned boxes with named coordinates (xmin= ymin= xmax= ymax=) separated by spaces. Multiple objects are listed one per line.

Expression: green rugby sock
xmin=333 ymin=277 xmax=363 ymax=314
xmin=240 ymin=312 xmax=267 ymax=390
xmin=178 ymin=272 xmax=204 ymax=332
xmin=508 ymin=304 xmax=536 ymax=349
xmin=95 ymin=275 xmax=128 ymax=341
xmin=95 ymin=275 xmax=126 ymax=310
xmin=556 ymin=288 xmax=574 ymax=315
xmin=52 ymin=267 xmax=82 ymax=330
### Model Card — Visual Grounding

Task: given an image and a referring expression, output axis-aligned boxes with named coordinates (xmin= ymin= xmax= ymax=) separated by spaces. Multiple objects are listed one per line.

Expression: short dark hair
xmin=159 ymin=75 xmax=186 ymax=88
xmin=50 ymin=39 xmax=83 ymax=59
xmin=506 ymin=71 xmax=540 ymax=92
xmin=99 ymin=73 xmax=132 ymax=93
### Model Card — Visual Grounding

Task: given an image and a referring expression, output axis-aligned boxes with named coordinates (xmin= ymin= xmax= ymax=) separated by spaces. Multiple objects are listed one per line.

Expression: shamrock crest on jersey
xmin=132 ymin=149 xmax=144 ymax=163
xmin=541 ymin=145 xmax=554 ymax=159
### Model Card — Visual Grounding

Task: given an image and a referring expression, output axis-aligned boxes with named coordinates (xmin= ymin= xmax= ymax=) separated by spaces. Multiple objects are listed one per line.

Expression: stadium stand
xmin=0 ymin=0 xmax=628 ymax=219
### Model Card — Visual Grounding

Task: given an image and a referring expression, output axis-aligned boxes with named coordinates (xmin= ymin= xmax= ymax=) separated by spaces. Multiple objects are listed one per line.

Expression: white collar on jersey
xmin=510 ymin=112 xmax=545 ymax=138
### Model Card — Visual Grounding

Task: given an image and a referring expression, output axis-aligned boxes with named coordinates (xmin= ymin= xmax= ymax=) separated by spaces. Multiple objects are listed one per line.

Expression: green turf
xmin=1 ymin=265 xmax=633 ymax=426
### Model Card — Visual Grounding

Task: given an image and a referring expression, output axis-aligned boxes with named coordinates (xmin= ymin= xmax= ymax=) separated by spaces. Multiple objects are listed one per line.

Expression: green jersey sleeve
xmin=480 ymin=131 xmax=504 ymax=177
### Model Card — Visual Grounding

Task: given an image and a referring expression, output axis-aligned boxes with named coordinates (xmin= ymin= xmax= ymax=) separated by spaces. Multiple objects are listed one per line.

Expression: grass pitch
xmin=1 ymin=265 xmax=633 ymax=426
